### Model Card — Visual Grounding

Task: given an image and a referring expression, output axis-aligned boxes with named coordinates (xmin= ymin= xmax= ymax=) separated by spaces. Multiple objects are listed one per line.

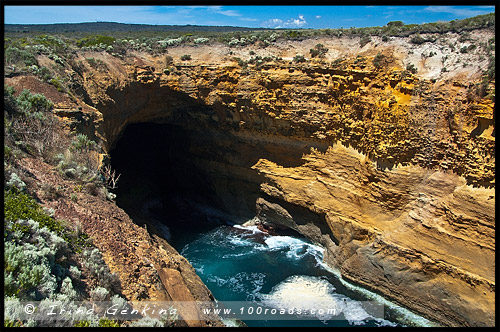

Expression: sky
xmin=3 ymin=5 xmax=496 ymax=29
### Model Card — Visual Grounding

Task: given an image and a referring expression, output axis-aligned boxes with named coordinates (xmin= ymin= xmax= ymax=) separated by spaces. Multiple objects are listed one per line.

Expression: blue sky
xmin=3 ymin=6 xmax=496 ymax=29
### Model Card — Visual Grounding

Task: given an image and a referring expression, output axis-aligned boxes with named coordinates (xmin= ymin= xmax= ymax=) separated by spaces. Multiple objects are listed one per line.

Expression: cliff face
xmin=6 ymin=30 xmax=494 ymax=326
xmin=15 ymin=157 xmax=223 ymax=327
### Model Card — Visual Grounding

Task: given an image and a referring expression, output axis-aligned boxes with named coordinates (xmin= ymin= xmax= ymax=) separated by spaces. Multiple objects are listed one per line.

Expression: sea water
xmin=178 ymin=221 xmax=436 ymax=327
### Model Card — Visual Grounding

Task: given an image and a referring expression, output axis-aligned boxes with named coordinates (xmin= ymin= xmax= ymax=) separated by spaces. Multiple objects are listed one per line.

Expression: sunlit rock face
xmin=26 ymin=31 xmax=493 ymax=327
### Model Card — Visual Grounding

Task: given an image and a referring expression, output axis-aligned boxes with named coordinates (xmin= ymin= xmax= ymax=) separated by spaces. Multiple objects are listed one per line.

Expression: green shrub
xmin=4 ymin=319 xmax=24 ymax=327
xmin=4 ymin=145 xmax=13 ymax=162
xmin=34 ymin=34 xmax=68 ymax=53
xmin=180 ymin=54 xmax=192 ymax=61
xmin=15 ymin=89 xmax=53 ymax=114
xmin=36 ymin=66 xmax=52 ymax=81
xmin=406 ymin=63 xmax=418 ymax=74
xmin=293 ymin=54 xmax=306 ymax=63
xmin=74 ymin=320 xmax=91 ymax=327
xmin=373 ymin=52 xmax=386 ymax=68
xmin=460 ymin=44 xmax=477 ymax=54
xmin=309 ymin=43 xmax=328 ymax=58
xmin=49 ymin=78 xmax=65 ymax=92
xmin=4 ymin=188 xmax=65 ymax=236
xmin=246 ymin=55 xmax=278 ymax=67
xmin=286 ymin=30 xmax=302 ymax=39
xmin=5 ymin=85 xmax=16 ymax=99
xmin=77 ymin=35 xmax=116 ymax=48
xmin=387 ymin=21 xmax=404 ymax=28
xmin=359 ymin=35 xmax=371 ymax=48
xmin=71 ymin=134 xmax=97 ymax=153
xmin=82 ymin=248 xmax=121 ymax=292
xmin=458 ymin=32 xmax=471 ymax=42
xmin=234 ymin=57 xmax=247 ymax=68
xmin=6 ymin=172 xmax=26 ymax=192
xmin=98 ymin=318 xmax=120 ymax=327
xmin=410 ymin=34 xmax=426 ymax=44
xmin=5 ymin=47 xmax=37 ymax=67
xmin=485 ymin=55 xmax=495 ymax=80
xmin=4 ymin=218 xmax=68 ymax=300
xmin=165 ymin=55 xmax=173 ymax=66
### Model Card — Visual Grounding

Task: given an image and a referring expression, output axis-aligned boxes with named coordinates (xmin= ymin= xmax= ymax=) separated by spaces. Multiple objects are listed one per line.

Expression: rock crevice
xmin=12 ymin=38 xmax=493 ymax=327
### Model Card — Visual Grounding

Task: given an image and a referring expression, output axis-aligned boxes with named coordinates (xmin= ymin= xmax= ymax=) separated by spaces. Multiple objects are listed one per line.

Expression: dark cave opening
xmin=109 ymin=121 xmax=333 ymax=249
xmin=109 ymin=122 xmax=229 ymax=248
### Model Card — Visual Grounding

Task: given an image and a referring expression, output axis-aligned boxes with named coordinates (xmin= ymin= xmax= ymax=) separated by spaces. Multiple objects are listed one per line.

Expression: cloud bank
xmin=262 ymin=14 xmax=307 ymax=28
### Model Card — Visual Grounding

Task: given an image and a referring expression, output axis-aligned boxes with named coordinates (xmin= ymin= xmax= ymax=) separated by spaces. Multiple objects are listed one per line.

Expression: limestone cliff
xmin=15 ymin=157 xmax=223 ymax=327
xmin=6 ymin=28 xmax=495 ymax=327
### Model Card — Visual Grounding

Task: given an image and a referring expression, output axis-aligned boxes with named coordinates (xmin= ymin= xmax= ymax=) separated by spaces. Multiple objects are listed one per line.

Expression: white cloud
xmin=208 ymin=6 xmax=242 ymax=17
xmin=423 ymin=6 xmax=494 ymax=17
xmin=262 ymin=14 xmax=307 ymax=28
xmin=262 ymin=18 xmax=284 ymax=28
xmin=239 ymin=17 xmax=259 ymax=22
xmin=315 ymin=15 xmax=321 ymax=19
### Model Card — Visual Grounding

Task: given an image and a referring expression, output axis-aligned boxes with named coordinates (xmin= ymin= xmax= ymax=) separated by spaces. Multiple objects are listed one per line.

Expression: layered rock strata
xmin=7 ymin=32 xmax=495 ymax=327
xmin=80 ymin=51 xmax=494 ymax=326
xmin=16 ymin=157 xmax=223 ymax=327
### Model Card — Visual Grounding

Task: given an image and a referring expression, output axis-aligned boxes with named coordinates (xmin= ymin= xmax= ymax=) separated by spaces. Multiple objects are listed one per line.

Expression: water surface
xmin=179 ymin=221 xmax=433 ymax=327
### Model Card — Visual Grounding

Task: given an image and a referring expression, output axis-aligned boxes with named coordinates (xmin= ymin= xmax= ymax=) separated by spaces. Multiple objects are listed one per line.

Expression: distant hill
xmin=4 ymin=22 xmax=269 ymax=34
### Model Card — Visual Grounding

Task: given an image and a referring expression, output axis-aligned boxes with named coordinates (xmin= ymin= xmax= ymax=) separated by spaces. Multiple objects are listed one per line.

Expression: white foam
xmin=208 ymin=272 xmax=266 ymax=300
xmin=221 ymin=318 xmax=242 ymax=327
xmin=233 ymin=224 xmax=266 ymax=235
xmin=258 ymin=275 xmax=397 ymax=325
xmin=259 ymin=275 xmax=340 ymax=321
xmin=264 ymin=236 xmax=324 ymax=264
xmin=342 ymin=300 xmax=385 ymax=326
xmin=317 ymin=262 xmax=436 ymax=327
xmin=264 ymin=236 xmax=298 ymax=249
xmin=227 ymin=234 xmax=255 ymax=248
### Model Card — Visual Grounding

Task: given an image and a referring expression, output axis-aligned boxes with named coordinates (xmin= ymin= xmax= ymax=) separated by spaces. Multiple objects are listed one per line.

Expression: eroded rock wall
xmin=29 ymin=34 xmax=494 ymax=327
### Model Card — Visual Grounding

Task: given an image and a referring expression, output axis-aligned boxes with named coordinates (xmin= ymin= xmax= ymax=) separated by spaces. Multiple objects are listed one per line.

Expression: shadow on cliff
xmin=108 ymin=120 xmax=334 ymax=248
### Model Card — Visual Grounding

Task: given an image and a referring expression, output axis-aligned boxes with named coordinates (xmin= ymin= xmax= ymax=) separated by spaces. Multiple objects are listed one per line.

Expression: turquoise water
xmin=178 ymin=220 xmax=434 ymax=327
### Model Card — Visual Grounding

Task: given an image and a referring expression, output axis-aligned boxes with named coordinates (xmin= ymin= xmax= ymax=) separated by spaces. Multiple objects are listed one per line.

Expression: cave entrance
xmin=109 ymin=121 xmax=331 ymax=249
xmin=109 ymin=122 xmax=230 ymax=248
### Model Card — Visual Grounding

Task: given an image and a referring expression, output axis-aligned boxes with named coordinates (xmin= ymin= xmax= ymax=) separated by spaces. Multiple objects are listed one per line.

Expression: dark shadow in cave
xmin=109 ymin=121 xmax=332 ymax=249
xmin=109 ymin=122 xmax=227 ymax=249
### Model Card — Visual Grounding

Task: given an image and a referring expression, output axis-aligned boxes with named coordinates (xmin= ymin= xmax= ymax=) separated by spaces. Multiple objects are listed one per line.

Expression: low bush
xmin=5 ymin=47 xmax=38 ymax=68
xmin=309 ymin=43 xmax=328 ymax=58
xmin=16 ymin=89 xmax=53 ymax=114
xmin=82 ymin=248 xmax=121 ymax=292
xmin=406 ymin=63 xmax=418 ymax=74
xmin=373 ymin=52 xmax=387 ymax=69
xmin=359 ymin=35 xmax=371 ymax=48
xmin=4 ymin=88 xmax=67 ymax=162
xmin=293 ymin=54 xmax=307 ymax=63
xmin=4 ymin=217 xmax=69 ymax=300
xmin=4 ymin=188 xmax=65 ymax=236
xmin=76 ymin=35 xmax=115 ymax=48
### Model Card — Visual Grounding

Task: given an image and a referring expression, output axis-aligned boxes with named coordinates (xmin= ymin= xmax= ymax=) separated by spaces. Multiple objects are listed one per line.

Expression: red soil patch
xmin=5 ymin=74 xmax=75 ymax=106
